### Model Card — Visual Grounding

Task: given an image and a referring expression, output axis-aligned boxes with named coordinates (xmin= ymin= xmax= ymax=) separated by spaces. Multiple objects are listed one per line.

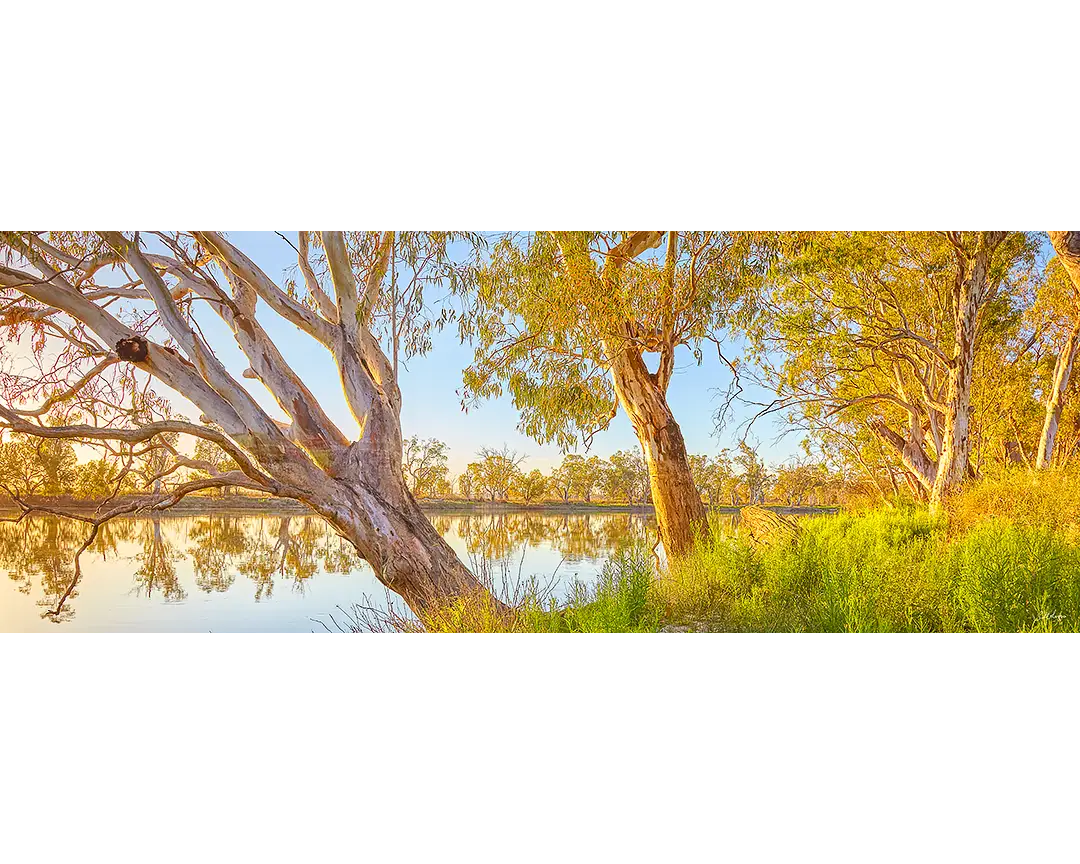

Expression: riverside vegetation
xmin=347 ymin=469 xmax=1080 ymax=633
xmin=2 ymin=231 xmax=1080 ymax=629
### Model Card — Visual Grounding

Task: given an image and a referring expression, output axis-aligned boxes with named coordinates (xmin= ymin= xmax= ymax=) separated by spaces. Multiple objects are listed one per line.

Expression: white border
xmin=3 ymin=2 xmax=1079 ymax=862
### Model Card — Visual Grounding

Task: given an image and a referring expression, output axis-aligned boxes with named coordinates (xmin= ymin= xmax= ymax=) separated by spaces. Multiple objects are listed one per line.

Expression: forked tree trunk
xmin=1 ymin=230 xmax=503 ymax=625
xmin=1037 ymin=323 xmax=1080 ymax=470
xmin=609 ymin=348 xmax=708 ymax=558
xmin=325 ymin=374 xmax=500 ymax=615
xmin=865 ymin=234 xmax=1005 ymax=513
xmin=931 ymin=292 xmax=979 ymax=507
xmin=868 ymin=413 xmax=937 ymax=498
xmin=1039 ymin=232 xmax=1080 ymax=470
xmin=930 ymin=234 xmax=1001 ymax=512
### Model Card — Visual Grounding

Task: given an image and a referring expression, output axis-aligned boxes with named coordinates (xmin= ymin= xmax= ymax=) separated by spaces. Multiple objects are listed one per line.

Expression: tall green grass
xmin=484 ymin=549 xmax=663 ymax=633
xmin=660 ymin=503 xmax=1080 ymax=632
xmin=341 ymin=471 xmax=1080 ymax=632
xmin=334 ymin=548 xmax=662 ymax=633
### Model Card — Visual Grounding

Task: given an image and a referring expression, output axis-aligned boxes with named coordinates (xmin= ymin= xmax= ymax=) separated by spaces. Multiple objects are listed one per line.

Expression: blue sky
xmin=169 ymin=232 xmax=801 ymax=476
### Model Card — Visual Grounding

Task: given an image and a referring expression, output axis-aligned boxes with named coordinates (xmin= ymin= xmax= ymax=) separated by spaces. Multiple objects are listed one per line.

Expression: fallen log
xmin=739 ymin=506 xmax=802 ymax=549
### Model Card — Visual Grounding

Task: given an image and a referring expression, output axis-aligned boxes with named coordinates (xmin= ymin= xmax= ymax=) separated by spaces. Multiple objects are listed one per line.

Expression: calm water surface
xmin=0 ymin=509 xmax=671 ymax=632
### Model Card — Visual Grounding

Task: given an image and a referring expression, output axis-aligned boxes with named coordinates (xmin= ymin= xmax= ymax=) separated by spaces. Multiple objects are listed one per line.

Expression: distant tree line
xmin=401 ymin=436 xmax=858 ymax=507
xmin=0 ymin=429 xmax=876 ymax=509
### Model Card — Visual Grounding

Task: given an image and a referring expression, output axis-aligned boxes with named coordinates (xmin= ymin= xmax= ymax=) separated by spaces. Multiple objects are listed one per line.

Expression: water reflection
xmin=450 ymin=511 xmax=652 ymax=564
xmin=134 ymin=517 xmax=184 ymax=603
xmin=0 ymin=509 xmax=657 ymax=631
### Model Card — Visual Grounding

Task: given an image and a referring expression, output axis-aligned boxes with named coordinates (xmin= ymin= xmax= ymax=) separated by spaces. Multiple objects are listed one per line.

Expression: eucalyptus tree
xmin=458 ymin=463 xmax=481 ymax=500
xmin=402 ymin=436 xmax=450 ymax=498
xmin=602 ymin=449 xmax=647 ymax=503
xmin=550 ymin=455 xmax=581 ymax=503
xmin=687 ymin=451 xmax=734 ymax=507
xmin=758 ymin=231 xmax=1037 ymax=510
xmin=512 ymin=469 xmax=549 ymax=504
xmin=608 ymin=448 xmax=649 ymax=504
xmin=459 ymin=231 xmax=774 ymax=555
xmin=1036 ymin=232 xmax=1080 ymax=469
xmin=473 ymin=445 xmax=526 ymax=501
xmin=0 ymin=230 xmax=492 ymax=617
xmin=570 ymin=456 xmax=606 ymax=503
xmin=733 ymin=441 xmax=771 ymax=505
xmin=0 ymin=434 xmax=78 ymax=496
xmin=287 ymin=233 xmax=479 ymax=375
xmin=771 ymin=457 xmax=830 ymax=507
xmin=687 ymin=454 xmax=711 ymax=504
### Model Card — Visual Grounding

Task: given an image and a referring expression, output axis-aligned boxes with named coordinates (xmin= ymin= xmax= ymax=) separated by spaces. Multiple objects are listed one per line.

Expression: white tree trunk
xmin=0 ymin=231 xmax=499 ymax=620
xmin=1037 ymin=324 xmax=1080 ymax=469
xmin=1039 ymin=232 xmax=1080 ymax=470
xmin=930 ymin=232 xmax=1005 ymax=511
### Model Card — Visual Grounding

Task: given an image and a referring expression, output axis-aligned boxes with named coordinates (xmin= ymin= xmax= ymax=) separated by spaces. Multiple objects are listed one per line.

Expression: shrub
xmin=947 ymin=468 xmax=1080 ymax=536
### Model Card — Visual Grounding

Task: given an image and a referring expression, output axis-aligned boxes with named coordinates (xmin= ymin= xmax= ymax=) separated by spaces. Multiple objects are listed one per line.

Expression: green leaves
xmin=457 ymin=231 xmax=777 ymax=449
xmin=757 ymin=231 xmax=1043 ymax=487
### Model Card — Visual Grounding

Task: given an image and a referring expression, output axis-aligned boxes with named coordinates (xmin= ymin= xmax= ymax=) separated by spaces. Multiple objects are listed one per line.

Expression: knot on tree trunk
xmin=115 ymin=335 xmax=149 ymax=363
xmin=739 ymin=506 xmax=802 ymax=549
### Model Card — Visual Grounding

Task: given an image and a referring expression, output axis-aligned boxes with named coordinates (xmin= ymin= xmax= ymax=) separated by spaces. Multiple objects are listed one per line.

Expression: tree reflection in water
xmin=0 ymin=515 xmax=84 ymax=620
xmin=133 ymin=516 xmax=185 ymax=602
xmin=0 ymin=509 xmax=655 ymax=623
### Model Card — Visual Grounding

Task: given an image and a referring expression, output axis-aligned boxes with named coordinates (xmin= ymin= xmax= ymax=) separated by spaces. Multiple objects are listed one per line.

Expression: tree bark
xmin=312 ymin=476 xmax=490 ymax=615
xmin=608 ymin=346 xmax=708 ymax=558
xmin=1037 ymin=323 xmax=1080 ymax=470
xmin=1049 ymin=231 xmax=1080 ymax=287
xmin=1039 ymin=232 xmax=1080 ymax=470
xmin=0 ymin=231 xmax=500 ymax=623
xmin=929 ymin=232 xmax=1004 ymax=511
xmin=868 ymin=414 xmax=937 ymax=496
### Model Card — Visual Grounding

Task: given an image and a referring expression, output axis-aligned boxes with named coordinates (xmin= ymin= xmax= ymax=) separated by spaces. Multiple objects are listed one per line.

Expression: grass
xmin=332 ymin=549 xmax=663 ymax=633
xmin=335 ymin=469 xmax=1080 ymax=633
xmin=660 ymin=509 xmax=1080 ymax=632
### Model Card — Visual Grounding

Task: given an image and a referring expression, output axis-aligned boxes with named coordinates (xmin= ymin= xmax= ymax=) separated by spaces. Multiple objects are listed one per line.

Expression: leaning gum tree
xmin=0 ymin=231 xmax=492 ymax=617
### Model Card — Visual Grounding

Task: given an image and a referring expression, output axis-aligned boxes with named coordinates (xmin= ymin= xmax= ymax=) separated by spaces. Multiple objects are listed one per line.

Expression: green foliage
xmin=602 ymin=448 xmax=648 ymax=503
xmin=511 ymin=469 xmax=549 ymax=504
xmin=557 ymin=550 xmax=660 ymax=633
xmin=944 ymin=523 xmax=1080 ymax=632
xmin=306 ymin=231 xmax=487 ymax=370
xmin=415 ymin=549 xmax=661 ymax=633
xmin=771 ymin=458 xmax=834 ymax=506
xmin=0 ymin=434 xmax=78 ymax=496
xmin=457 ymin=231 xmax=780 ymax=450
xmin=193 ymin=434 xmax=239 ymax=476
xmin=402 ymin=436 xmax=449 ymax=498
xmin=660 ymin=505 xmax=950 ymax=635
xmin=756 ymin=231 xmax=1046 ymax=495
xmin=471 ymin=445 xmax=526 ymax=501
xmin=457 ymin=462 xmax=480 ymax=499
xmin=403 ymin=471 xmax=1080 ymax=632
xmin=659 ymin=482 xmax=1080 ymax=632
xmin=73 ymin=459 xmax=121 ymax=499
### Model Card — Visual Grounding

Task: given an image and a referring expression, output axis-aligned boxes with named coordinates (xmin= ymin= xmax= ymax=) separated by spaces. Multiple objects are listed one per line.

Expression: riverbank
xmin=418 ymin=501 xmax=837 ymax=516
xmin=354 ymin=470 xmax=1080 ymax=633
xmin=0 ymin=494 xmax=839 ymax=518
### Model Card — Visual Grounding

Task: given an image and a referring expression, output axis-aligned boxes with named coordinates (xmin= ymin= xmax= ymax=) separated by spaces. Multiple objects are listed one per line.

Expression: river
xmin=0 ymin=508 xmax=674 ymax=632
